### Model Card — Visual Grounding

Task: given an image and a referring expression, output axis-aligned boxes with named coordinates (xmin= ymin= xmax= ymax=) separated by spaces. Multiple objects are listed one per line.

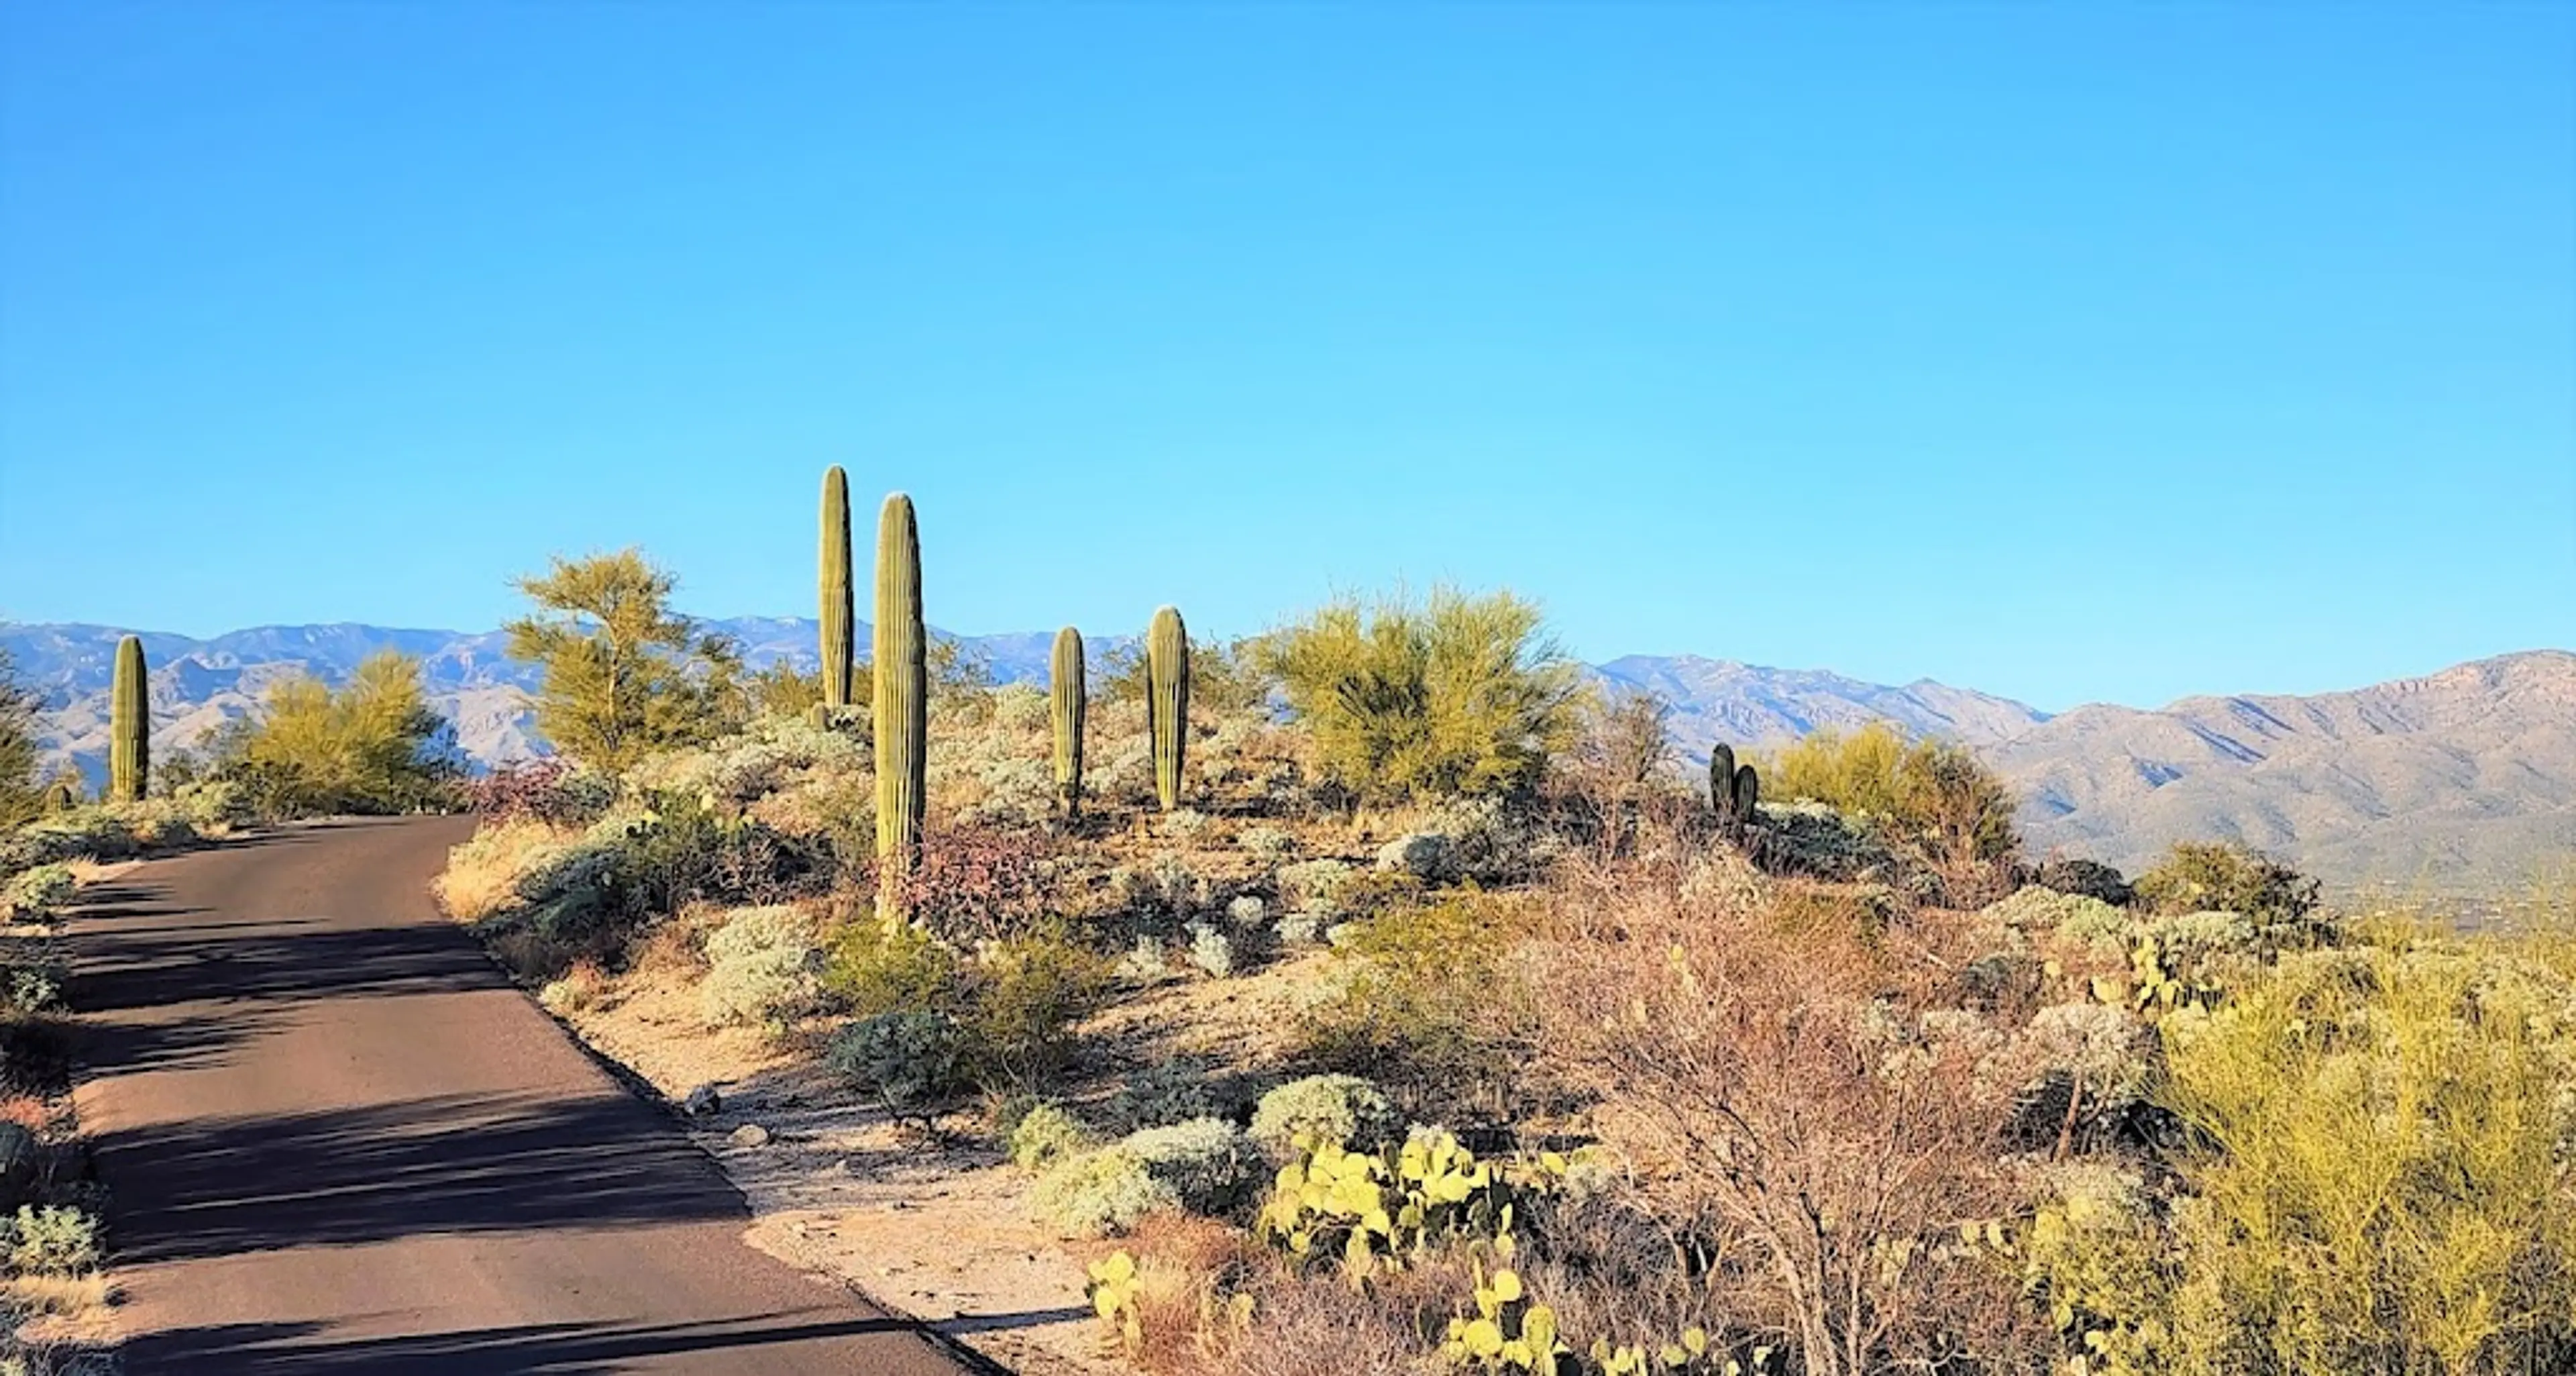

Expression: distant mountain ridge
xmin=7 ymin=620 xmax=2568 ymax=894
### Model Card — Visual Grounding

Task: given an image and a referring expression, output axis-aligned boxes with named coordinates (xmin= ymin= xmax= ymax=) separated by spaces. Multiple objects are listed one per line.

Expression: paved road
xmin=68 ymin=816 xmax=977 ymax=1375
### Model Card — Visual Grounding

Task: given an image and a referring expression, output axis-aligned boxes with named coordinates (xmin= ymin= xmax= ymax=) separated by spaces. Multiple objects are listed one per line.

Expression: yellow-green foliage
xmin=1256 ymin=1128 xmax=1580 ymax=1283
xmin=2133 ymin=841 xmax=2325 ymax=939
xmin=2028 ymin=928 xmax=2576 ymax=1375
xmin=1263 ymin=586 xmax=1581 ymax=803
xmin=0 ymin=650 xmax=41 ymax=830
xmin=823 ymin=919 xmax=1105 ymax=1096
xmin=1300 ymin=894 xmax=1535 ymax=1102
xmin=219 ymin=651 xmax=453 ymax=816
xmin=1763 ymin=723 xmax=2018 ymax=864
xmin=824 ymin=916 xmax=963 ymax=1019
xmin=505 ymin=549 xmax=745 ymax=772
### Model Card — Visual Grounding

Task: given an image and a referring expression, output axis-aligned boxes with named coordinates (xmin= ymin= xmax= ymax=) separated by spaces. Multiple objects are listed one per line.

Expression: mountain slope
xmin=1986 ymin=650 xmax=2576 ymax=890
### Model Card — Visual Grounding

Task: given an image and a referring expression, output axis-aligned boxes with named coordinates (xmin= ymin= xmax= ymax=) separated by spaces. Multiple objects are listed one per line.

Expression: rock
xmin=729 ymin=1122 xmax=771 ymax=1149
xmin=682 ymin=1083 xmax=722 ymax=1117
xmin=1376 ymin=831 xmax=1456 ymax=882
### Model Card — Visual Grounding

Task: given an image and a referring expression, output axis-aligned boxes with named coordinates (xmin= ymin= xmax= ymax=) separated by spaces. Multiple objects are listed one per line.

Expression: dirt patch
xmin=529 ymin=942 xmax=1349 ymax=1374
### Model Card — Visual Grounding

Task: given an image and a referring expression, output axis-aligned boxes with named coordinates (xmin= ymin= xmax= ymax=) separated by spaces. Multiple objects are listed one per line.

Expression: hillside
xmin=7 ymin=621 xmax=2569 ymax=892
xmin=1988 ymin=649 xmax=2576 ymax=892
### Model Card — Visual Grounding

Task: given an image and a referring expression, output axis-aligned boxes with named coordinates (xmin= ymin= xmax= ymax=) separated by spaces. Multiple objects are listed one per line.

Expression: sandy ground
xmin=540 ymin=946 xmax=1346 ymax=1375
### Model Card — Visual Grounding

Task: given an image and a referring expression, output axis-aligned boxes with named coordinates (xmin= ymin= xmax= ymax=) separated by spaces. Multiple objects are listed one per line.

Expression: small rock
xmin=682 ymin=1083 xmax=722 ymax=1116
xmin=729 ymin=1122 xmax=771 ymax=1149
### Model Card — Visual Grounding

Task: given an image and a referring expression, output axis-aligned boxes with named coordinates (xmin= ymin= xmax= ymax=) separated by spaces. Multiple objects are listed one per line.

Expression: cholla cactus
xmin=109 ymin=635 xmax=148 ymax=803
xmin=1051 ymin=626 xmax=1085 ymax=816
xmin=1147 ymin=606 xmax=1189 ymax=811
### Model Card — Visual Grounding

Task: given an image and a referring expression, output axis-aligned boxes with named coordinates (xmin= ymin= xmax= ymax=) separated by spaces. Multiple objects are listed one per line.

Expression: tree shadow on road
xmin=98 ymin=1091 xmax=756 ymax=1265
xmin=123 ymin=1310 xmax=986 ymax=1375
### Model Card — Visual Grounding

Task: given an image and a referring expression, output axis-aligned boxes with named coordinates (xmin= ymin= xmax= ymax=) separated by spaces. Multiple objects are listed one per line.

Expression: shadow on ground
xmin=124 ymin=1313 xmax=961 ymax=1376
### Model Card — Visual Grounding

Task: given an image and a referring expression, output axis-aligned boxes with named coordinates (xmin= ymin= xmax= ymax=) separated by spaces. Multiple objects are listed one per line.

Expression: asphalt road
xmin=67 ymin=816 xmax=977 ymax=1375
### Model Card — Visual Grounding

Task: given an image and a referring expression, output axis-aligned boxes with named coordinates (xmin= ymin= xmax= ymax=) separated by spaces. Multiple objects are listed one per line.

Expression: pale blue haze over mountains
xmin=3 ymin=5 xmax=2570 ymax=714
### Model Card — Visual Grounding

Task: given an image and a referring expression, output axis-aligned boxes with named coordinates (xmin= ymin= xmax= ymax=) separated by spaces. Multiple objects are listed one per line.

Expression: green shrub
xmin=1122 ymin=1116 xmax=1253 ymax=1214
xmin=0 ymin=865 xmax=76 ymax=920
xmin=824 ymin=1010 xmax=965 ymax=1121
xmin=1 ymin=1206 xmax=100 ymax=1276
xmin=956 ymin=931 xmax=1109 ymax=1094
xmin=697 ymin=905 xmax=822 ymax=1028
xmin=1262 ymin=587 xmax=1582 ymax=803
xmin=203 ymin=651 xmax=459 ymax=818
xmin=2133 ymin=841 xmax=2326 ymax=941
xmin=824 ymin=917 xmax=963 ymax=1019
xmin=1108 ymin=1061 xmax=1220 ymax=1133
xmin=1030 ymin=1145 xmax=1181 ymax=1238
xmin=1765 ymin=723 xmax=2019 ymax=871
xmin=2029 ymin=935 xmax=2576 ymax=1374
xmin=1297 ymin=895 xmax=1535 ymax=1104
xmin=1248 ymin=1073 xmax=1401 ymax=1157
xmin=1 ymin=965 xmax=62 ymax=1017
xmin=1008 ymin=1102 xmax=1095 ymax=1172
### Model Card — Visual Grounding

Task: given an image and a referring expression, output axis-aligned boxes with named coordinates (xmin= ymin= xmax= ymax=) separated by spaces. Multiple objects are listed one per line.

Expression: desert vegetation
xmin=414 ymin=474 xmax=2576 ymax=1375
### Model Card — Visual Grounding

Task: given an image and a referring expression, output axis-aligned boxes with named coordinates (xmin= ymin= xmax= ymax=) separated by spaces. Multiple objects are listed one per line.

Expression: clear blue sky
xmin=3 ymin=3 xmax=2569 ymax=712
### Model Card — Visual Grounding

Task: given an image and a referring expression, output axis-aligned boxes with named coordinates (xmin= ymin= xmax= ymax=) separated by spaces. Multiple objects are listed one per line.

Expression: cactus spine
xmin=1708 ymin=741 xmax=1737 ymax=820
xmin=1051 ymin=627 xmax=1085 ymax=816
xmin=1146 ymin=606 xmax=1190 ymax=812
xmin=819 ymin=466 xmax=855 ymax=710
xmin=873 ymin=493 xmax=927 ymax=919
xmin=109 ymin=635 xmax=148 ymax=803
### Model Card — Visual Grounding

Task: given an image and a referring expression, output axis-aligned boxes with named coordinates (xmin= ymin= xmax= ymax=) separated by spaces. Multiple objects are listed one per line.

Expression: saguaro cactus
xmin=873 ymin=493 xmax=927 ymax=917
xmin=1732 ymin=762 xmax=1760 ymax=823
xmin=1708 ymin=741 xmax=1737 ymax=820
xmin=109 ymin=635 xmax=148 ymax=803
xmin=819 ymin=466 xmax=855 ymax=710
xmin=1146 ymin=606 xmax=1190 ymax=812
xmin=1051 ymin=626 xmax=1085 ymax=816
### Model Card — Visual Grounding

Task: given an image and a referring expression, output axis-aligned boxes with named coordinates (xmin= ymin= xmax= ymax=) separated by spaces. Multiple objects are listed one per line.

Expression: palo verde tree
xmin=504 ymin=549 xmax=743 ymax=773
xmin=213 ymin=651 xmax=456 ymax=816
xmin=0 ymin=649 xmax=44 ymax=828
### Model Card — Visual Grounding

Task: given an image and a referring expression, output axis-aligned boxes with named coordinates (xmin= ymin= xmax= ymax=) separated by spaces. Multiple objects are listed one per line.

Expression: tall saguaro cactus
xmin=873 ymin=493 xmax=927 ymax=918
xmin=1732 ymin=763 xmax=1760 ymax=824
xmin=1146 ymin=606 xmax=1190 ymax=812
xmin=109 ymin=635 xmax=149 ymax=803
xmin=1051 ymin=627 xmax=1085 ymax=816
xmin=818 ymin=466 xmax=855 ymax=710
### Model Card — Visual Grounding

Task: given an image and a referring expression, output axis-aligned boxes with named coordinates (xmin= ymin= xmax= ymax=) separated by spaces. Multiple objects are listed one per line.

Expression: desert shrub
xmin=1237 ymin=826 xmax=1297 ymax=863
xmin=1248 ymin=1074 xmax=1400 ymax=1157
xmin=1224 ymin=894 xmax=1267 ymax=927
xmin=1110 ymin=1061 xmax=1221 ymax=1133
xmin=1124 ymin=1117 xmax=1254 ymax=1214
xmin=1263 ymin=587 xmax=1582 ymax=804
xmin=1008 ymin=1102 xmax=1095 ymax=1171
xmin=1273 ymin=859 xmax=1354 ymax=916
xmin=1 ymin=1206 xmax=99 ymax=1277
xmin=0 ymin=867 xmax=74 ymax=922
xmin=1297 ymin=894 xmax=1538 ymax=1115
xmin=873 ymin=826 xmax=1057 ymax=945
xmin=536 ymin=962 xmax=610 ymax=1016
xmin=0 ymin=804 xmax=200 ymax=873
xmin=511 ymin=794 xmax=816 ymax=947
xmin=2079 ymin=937 xmax=2576 ymax=1375
xmin=696 ymin=905 xmax=823 ymax=1028
xmin=2032 ymin=856 xmax=2136 ymax=907
xmin=1032 ymin=1145 xmax=1182 ymax=1238
xmin=0 ymin=656 xmax=39 ymax=833
xmin=1375 ymin=831 xmax=1456 ymax=882
xmin=200 ymin=651 xmax=460 ymax=817
xmin=1766 ymin=724 xmax=2019 ymax=884
xmin=1532 ymin=853 xmax=2039 ymax=1375
xmin=1185 ymin=922 xmax=1237 ymax=978
xmin=823 ymin=916 xmax=964 ymax=1018
xmin=956 ymin=931 xmax=1110 ymax=1094
xmin=825 ymin=1010 xmax=966 ymax=1121
xmin=434 ymin=818 xmax=570 ymax=922
xmin=0 ymin=967 xmax=61 ymax=1018
xmin=2133 ymin=840 xmax=2327 ymax=942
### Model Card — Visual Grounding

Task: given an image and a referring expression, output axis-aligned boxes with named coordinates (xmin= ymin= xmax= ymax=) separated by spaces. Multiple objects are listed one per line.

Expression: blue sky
xmin=1 ymin=4 xmax=2568 ymax=712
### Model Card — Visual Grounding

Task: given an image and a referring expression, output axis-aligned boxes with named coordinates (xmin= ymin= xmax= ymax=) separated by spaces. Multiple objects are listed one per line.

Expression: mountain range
xmin=7 ymin=619 xmax=2569 ymax=896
